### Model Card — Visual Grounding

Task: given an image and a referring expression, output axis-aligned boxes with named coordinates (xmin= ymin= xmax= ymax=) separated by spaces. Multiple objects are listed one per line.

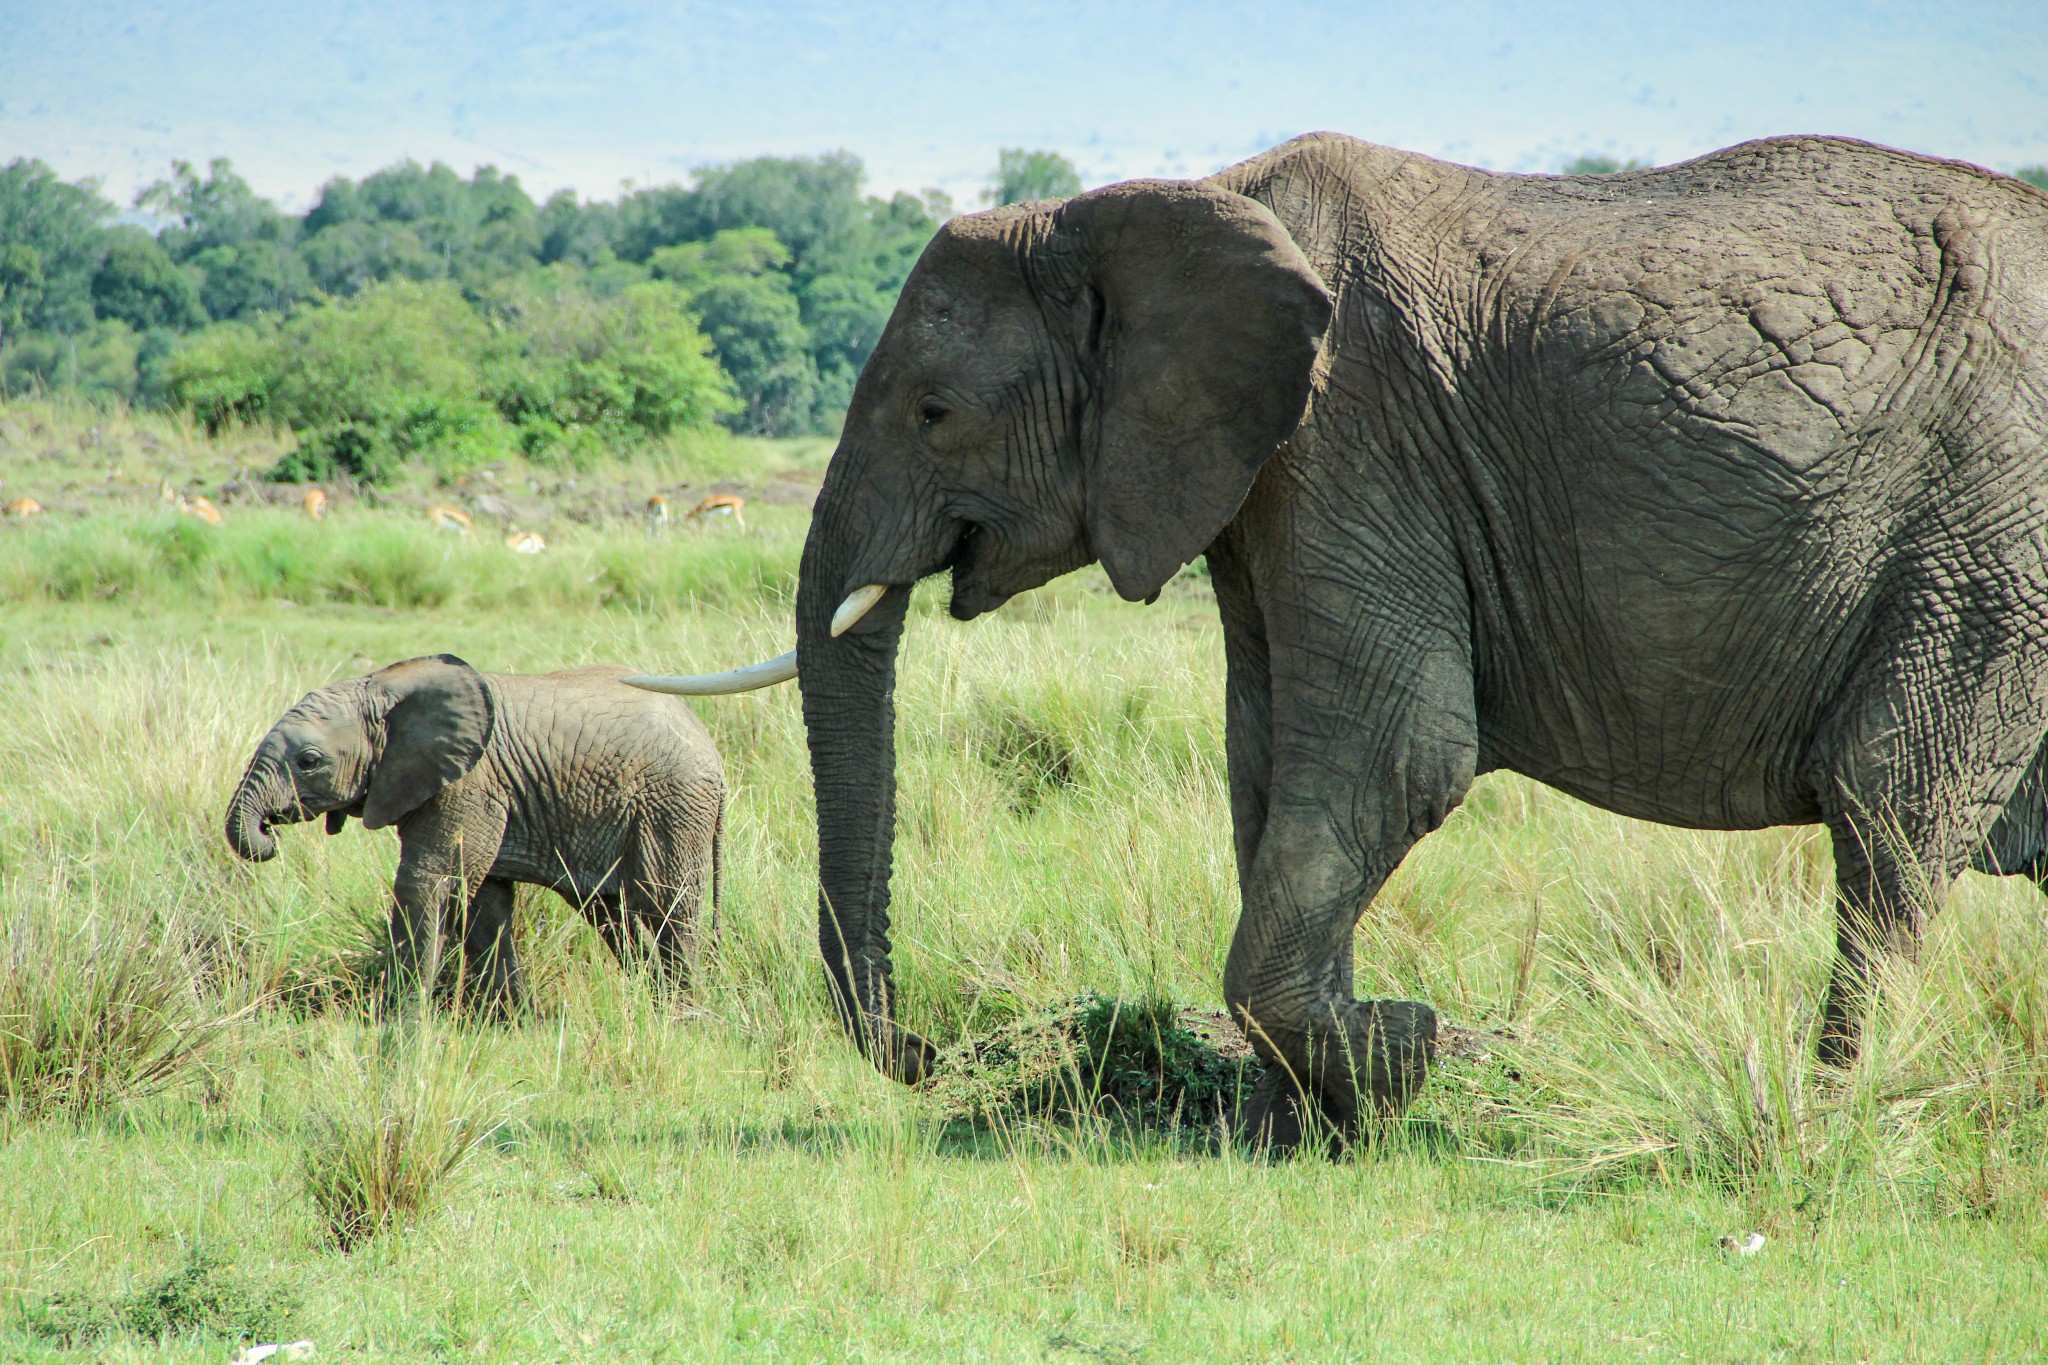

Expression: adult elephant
xmin=633 ymin=133 xmax=2048 ymax=1143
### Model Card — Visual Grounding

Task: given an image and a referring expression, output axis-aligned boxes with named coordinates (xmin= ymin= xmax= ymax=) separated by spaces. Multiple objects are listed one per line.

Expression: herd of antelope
xmin=2 ymin=484 xmax=751 ymax=552
xmin=645 ymin=491 xmax=747 ymax=534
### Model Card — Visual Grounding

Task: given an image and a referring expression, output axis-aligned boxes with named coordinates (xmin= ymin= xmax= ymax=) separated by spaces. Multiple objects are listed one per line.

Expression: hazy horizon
xmin=3 ymin=0 xmax=2044 ymax=211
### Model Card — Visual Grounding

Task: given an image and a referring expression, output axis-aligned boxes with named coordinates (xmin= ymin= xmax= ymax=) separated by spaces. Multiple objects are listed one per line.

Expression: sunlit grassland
xmin=0 ymin=505 xmax=2044 ymax=1359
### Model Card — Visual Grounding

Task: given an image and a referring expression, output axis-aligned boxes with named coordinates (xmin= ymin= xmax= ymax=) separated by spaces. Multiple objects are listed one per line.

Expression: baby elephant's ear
xmin=361 ymin=655 xmax=495 ymax=830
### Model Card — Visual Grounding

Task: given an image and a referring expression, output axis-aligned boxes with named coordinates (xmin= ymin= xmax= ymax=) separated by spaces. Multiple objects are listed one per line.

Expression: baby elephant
xmin=226 ymin=654 xmax=725 ymax=1010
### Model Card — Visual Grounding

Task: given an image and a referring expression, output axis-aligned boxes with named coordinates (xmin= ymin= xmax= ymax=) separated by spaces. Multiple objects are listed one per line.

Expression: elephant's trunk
xmin=794 ymin=462 xmax=942 ymax=1085
xmin=226 ymin=751 xmax=285 ymax=862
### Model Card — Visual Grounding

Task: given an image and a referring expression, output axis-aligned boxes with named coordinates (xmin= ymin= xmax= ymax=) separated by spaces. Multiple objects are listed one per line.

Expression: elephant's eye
xmin=918 ymin=400 xmax=949 ymax=429
xmin=296 ymin=750 xmax=324 ymax=772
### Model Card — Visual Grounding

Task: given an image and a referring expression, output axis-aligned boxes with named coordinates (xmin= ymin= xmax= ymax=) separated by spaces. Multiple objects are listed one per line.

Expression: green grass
xmin=1 ymin=407 xmax=2045 ymax=1358
xmin=0 ymin=504 xmax=810 ymax=613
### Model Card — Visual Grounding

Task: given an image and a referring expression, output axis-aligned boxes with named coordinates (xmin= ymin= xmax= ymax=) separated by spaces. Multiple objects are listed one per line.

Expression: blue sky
xmin=2 ymin=0 xmax=2043 ymax=211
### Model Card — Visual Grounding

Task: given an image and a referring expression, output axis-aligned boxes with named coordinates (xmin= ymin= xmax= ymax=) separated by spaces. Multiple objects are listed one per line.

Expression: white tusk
xmin=830 ymin=583 xmax=889 ymax=638
xmin=624 ymin=651 xmax=797 ymax=695
xmin=623 ymin=583 xmax=887 ymax=697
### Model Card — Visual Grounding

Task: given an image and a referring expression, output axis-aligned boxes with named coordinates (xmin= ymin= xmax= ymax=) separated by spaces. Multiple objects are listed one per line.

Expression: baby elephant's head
xmin=225 ymin=655 xmax=493 ymax=862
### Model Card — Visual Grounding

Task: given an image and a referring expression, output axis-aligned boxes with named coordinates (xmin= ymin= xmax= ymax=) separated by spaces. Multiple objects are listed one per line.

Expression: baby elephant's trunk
xmin=226 ymin=759 xmax=282 ymax=862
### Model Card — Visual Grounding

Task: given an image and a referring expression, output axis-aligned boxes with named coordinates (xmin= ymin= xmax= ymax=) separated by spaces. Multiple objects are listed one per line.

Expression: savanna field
xmin=0 ymin=400 xmax=2045 ymax=1362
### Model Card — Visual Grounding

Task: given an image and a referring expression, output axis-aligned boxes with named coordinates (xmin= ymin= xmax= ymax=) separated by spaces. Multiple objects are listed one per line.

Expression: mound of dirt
xmin=924 ymin=994 xmax=1266 ymax=1136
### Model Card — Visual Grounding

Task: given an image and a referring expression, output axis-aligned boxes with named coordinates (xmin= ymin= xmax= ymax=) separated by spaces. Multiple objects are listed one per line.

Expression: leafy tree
xmin=1561 ymin=154 xmax=1651 ymax=175
xmin=0 ymin=158 xmax=112 ymax=341
xmin=0 ymin=244 xmax=44 ymax=350
xmin=91 ymin=228 xmax=206 ymax=332
xmin=608 ymin=185 xmax=699 ymax=265
xmin=298 ymin=219 xmax=439 ymax=296
xmin=140 ymin=158 xmax=285 ymax=256
xmin=648 ymin=227 xmax=791 ymax=291
xmin=800 ymin=271 xmax=892 ymax=412
xmin=2016 ymin=166 xmax=2048 ymax=192
xmin=187 ymin=241 xmax=312 ymax=321
xmin=689 ymin=275 xmax=818 ymax=436
xmin=482 ymin=155 xmax=943 ymax=425
xmin=140 ymin=159 xmax=308 ymax=319
xmin=536 ymin=190 xmax=614 ymax=267
xmin=650 ymin=228 xmax=818 ymax=435
xmin=868 ymin=189 xmax=953 ymax=288
xmin=299 ymin=162 xmax=539 ymax=293
xmin=684 ymin=152 xmax=871 ymax=283
xmin=988 ymin=149 xmax=1083 ymax=206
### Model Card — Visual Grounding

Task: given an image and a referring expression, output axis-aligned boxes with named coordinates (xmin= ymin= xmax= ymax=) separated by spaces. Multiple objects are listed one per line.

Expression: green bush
xmin=0 ymin=319 xmax=144 ymax=402
xmin=166 ymin=276 xmax=735 ymax=481
xmin=161 ymin=316 xmax=277 ymax=430
xmin=481 ymin=277 xmax=738 ymax=459
xmin=300 ymin=1024 xmax=509 ymax=1250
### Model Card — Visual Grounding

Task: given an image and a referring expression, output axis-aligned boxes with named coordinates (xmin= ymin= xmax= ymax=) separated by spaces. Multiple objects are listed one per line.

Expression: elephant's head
xmin=226 ymin=654 xmax=495 ymax=861
xmin=629 ymin=180 xmax=1332 ymax=1081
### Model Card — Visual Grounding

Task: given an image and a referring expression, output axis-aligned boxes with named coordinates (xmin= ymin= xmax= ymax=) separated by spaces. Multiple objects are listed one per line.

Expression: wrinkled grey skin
xmin=228 ymin=655 xmax=725 ymax=1010
xmin=791 ymin=131 xmax=2048 ymax=1146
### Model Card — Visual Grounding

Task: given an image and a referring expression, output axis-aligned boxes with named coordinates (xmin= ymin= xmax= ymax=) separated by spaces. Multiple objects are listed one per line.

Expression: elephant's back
xmin=486 ymin=667 xmax=723 ymax=788
xmin=1243 ymin=133 xmax=2048 ymax=830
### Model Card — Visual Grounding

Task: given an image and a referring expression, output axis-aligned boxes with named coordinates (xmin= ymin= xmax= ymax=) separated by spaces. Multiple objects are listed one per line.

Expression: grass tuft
xmin=0 ymin=879 xmax=234 ymax=1123
xmin=299 ymin=1024 xmax=510 ymax=1251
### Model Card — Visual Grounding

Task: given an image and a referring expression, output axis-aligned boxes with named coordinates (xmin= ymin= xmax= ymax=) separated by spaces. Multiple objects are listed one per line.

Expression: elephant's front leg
xmin=388 ymin=804 xmax=504 ymax=1012
xmin=1223 ymin=632 xmax=1475 ymax=1148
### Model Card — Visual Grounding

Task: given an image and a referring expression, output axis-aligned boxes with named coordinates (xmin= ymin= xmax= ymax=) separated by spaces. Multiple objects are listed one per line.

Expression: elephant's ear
xmin=1052 ymin=181 xmax=1332 ymax=602
xmin=361 ymin=655 xmax=495 ymax=831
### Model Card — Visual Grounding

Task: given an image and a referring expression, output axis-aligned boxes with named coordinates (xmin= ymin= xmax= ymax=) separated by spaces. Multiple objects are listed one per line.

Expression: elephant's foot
xmin=1345 ymin=997 xmax=1438 ymax=1116
xmin=1234 ymin=1066 xmax=1347 ymax=1157
xmin=1234 ymin=998 xmax=1438 ymax=1157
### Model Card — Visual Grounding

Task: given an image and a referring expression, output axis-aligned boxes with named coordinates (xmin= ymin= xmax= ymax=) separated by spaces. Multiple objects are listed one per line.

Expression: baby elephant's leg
xmin=632 ymin=881 xmax=703 ymax=990
xmin=584 ymin=892 xmax=638 ymax=968
xmin=459 ymin=878 xmax=524 ymax=1015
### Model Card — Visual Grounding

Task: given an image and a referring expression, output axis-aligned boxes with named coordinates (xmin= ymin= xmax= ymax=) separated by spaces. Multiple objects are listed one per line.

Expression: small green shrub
xmin=112 ymin=1247 xmax=299 ymax=1342
xmin=977 ymin=707 xmax=1081 ymax=813
xmin=19 ymin=1290 xmax=117 ymax=1346
xmin=24 ymin=1246 xmax=297 ymax=1345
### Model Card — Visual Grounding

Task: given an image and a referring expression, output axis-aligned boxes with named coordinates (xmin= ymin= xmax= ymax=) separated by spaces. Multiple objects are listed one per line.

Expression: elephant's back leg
xmin=1808 ymin=560 xmax=2048 ymax=1063
xmin=1972 ymin=733 xmax=2048 ymax=880
xmin=625 ymin=774 xmax=723 ymax=987
xmin=582 ymin=891 xmax=637 ymax=967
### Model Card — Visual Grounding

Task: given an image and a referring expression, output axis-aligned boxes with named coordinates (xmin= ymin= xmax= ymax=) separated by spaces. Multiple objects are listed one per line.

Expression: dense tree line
xmin=0 ymin=147 xmax=1077 ymax=476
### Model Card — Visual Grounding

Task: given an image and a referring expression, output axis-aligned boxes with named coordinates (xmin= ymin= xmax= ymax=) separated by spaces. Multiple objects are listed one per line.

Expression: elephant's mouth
xmin=945 ymin=523 xmax=1011 ymax=621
